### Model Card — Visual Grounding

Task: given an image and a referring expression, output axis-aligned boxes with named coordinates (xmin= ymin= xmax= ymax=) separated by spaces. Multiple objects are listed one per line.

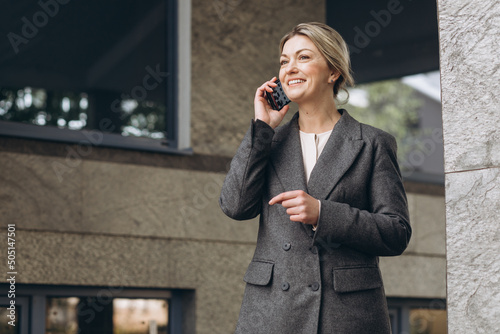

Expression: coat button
xmin=281 ymin=282 xmax=290 ymax=291
xmin=282 ymin=243 xmax=291 ymax=251
xmin=310 ymin=282 xmax=320 ymax=291
xmin=310 ymin=246 xmax=318 ymax=254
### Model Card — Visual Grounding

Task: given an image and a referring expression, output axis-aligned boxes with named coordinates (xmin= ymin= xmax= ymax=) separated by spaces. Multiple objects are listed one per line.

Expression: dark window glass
xmin=46 ymin=297 xmax=169 ymax=334
xmin=0 ymin=0 xmax=177 ymax=150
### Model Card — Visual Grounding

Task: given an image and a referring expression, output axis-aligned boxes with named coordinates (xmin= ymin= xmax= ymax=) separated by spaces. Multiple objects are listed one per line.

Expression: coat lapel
xmin=270 ymin=113 xmax=314 ymax=238
xmin=270 ymin=112 xmax=308 ymax=194
xmin=307 ymin=110 xmax=364 ymax=200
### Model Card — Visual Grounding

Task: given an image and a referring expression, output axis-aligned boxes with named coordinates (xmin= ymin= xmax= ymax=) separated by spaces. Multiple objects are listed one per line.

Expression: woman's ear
xmin=329 ymin=72 xmax=341 ymax=84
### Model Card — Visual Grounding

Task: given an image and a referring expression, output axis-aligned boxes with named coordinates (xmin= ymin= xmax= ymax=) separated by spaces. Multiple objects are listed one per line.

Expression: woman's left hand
xmin=269 ymin=190 xmax=319 ymax=225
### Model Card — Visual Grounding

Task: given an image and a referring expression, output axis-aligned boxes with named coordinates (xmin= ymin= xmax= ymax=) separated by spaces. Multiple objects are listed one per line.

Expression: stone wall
xmin=437 ymin=0 xmax=500 ymax=332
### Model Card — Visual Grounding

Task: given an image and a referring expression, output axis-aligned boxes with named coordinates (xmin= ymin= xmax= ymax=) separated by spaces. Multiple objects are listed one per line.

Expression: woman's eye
xmin=280 ymin=60 xmax=288 ymax=66
xmin=299 ymin=55 xmax=309 ymax=60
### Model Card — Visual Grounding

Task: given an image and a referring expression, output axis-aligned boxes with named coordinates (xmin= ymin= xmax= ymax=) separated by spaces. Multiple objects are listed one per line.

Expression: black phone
xmin=265 ymin=79 xmax=291 ymax=111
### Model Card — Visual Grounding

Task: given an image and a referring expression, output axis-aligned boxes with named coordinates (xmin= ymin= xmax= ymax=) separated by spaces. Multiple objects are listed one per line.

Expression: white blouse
xmin=299 ymin=129 xmax=333 ymax=229
xmin=299 ymin=129 xmax=333 ymax=183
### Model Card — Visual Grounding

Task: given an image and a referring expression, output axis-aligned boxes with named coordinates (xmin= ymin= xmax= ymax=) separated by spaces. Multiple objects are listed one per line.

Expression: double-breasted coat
xmin=220 ymin=110 xmax=411 ymax=334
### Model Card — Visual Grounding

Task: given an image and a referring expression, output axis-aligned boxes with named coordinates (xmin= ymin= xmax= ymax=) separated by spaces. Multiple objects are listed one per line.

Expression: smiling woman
xmin=279 ymin=23 xmax=354 ymax=103
xmin=279 ymin=35 xmax=337 ymax=112
xmin=220 ymin=22 xmax=411 ymax=334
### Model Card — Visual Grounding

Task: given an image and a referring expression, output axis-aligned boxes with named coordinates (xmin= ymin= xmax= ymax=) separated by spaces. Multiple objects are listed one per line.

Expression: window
xmin=0 ymin=284 xmax=187 ymax=334
xmin=388 ymin=298 xmax=447 ymax=334
xmin=0 ymin=0 xmax=191 ymax=153
xmin=341 ymin=71 xmax=444 ymax=184
xmin=46 ymin=297 xmax=168 ymax=334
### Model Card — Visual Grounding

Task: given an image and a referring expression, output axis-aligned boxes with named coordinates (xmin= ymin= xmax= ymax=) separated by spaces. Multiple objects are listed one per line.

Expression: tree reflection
xmin=344 ymin=79 xmax=427 ymax=172
xmin=0 ymin=87 xmax=166 ymax=139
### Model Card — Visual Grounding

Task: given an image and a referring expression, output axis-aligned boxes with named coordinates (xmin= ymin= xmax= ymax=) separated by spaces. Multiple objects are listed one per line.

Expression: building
xmin=0 ymin=0 xmax=452 ymax=333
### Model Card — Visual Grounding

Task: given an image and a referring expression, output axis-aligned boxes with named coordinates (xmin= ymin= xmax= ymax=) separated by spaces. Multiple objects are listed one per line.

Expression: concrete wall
xmin=437 ymin=0 xmax=500 ymax=332
xmin=190 ymin=0 xmax=323 ymax=156
xmin=0 ymin=0 xmax=449 ymax=333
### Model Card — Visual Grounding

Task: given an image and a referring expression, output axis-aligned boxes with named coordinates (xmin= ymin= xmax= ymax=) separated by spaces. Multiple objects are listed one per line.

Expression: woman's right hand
xmin=254 ymin=77 xmax=290 ymax=129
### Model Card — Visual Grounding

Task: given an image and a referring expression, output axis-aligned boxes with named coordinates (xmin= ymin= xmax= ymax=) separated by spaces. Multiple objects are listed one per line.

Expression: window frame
xmin=0 ymin=0 xmax=192 ymax=155
xmin=0 ymin=296 xmax=30 ymax=333
xmin=0 ymin=283 xmax=184 ymax=334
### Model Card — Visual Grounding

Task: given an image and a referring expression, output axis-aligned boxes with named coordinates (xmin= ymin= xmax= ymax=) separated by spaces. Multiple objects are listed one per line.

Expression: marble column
xmin=437 ymin=0 xmax=500 ymax=332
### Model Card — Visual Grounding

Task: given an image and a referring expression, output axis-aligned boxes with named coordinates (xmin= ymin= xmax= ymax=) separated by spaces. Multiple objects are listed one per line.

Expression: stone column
xmin=437 ymin=0 xmax=500 ymax=332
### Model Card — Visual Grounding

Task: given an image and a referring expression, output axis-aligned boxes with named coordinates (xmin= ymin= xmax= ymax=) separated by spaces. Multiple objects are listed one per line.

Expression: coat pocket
xmin=333 ymin=266 xmax=383 ymax=293
xmin=243 ymin=260 xmax=274 ymax=286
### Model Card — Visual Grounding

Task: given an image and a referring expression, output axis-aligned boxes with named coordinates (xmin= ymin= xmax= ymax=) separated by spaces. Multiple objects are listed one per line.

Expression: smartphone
xmin=265 ymin=79 xmax=291 ymax=111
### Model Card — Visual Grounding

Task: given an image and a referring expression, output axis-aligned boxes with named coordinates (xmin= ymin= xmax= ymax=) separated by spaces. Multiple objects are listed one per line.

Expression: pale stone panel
xmin=438 ymin=0 xmax=500 ymax=332
xmin=81 ymin=159 xmax=259 ymax=242
xmin=380 ymin=255 xmax=446 ymax=299
xmin=0 ymin=152 xmax=259 ymax=242
xmin=445 ymin=167 xmax=500 ymax=333
xmin=438 ymin=0 xmax=500 ymax=172
xmin=0 ymin=152 xmax=83 ymax=230
xmin=1 ymin=149 xmax=447 ymax=256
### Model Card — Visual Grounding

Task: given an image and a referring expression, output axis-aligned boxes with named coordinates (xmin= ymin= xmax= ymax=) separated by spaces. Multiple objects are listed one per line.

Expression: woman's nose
xmin=285 ymin=61 xmax=298 ymax=74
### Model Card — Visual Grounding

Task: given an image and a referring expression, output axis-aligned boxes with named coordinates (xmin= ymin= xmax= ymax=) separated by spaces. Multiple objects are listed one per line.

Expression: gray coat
xmin=220 ymin=110 xmax=411 ymax=334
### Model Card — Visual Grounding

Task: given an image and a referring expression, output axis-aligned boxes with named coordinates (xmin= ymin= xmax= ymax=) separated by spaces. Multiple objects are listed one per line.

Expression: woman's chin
xmin=287 ymin=95 xmax=307 ymax=105
xmin=285 ymin=92 xmax=303 ymax=103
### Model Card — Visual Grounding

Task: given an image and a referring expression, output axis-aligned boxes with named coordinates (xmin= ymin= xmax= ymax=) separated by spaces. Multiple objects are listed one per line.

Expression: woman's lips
xmin=288 ymin=79 xmax=306 ymax=86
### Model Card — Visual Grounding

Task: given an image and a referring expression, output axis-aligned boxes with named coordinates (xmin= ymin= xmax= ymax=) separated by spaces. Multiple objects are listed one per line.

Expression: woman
xmin=220 ymin=22 xmax=411 ymax=334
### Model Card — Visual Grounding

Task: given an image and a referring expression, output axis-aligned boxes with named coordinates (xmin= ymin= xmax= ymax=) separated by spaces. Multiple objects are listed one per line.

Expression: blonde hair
xmin=280 ymin=22 xmax=354 ymax=102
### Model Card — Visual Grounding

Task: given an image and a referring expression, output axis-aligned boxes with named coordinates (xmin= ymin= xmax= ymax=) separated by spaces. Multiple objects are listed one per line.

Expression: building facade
xmin=0 ymin=1 xmax=450 ymax=333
